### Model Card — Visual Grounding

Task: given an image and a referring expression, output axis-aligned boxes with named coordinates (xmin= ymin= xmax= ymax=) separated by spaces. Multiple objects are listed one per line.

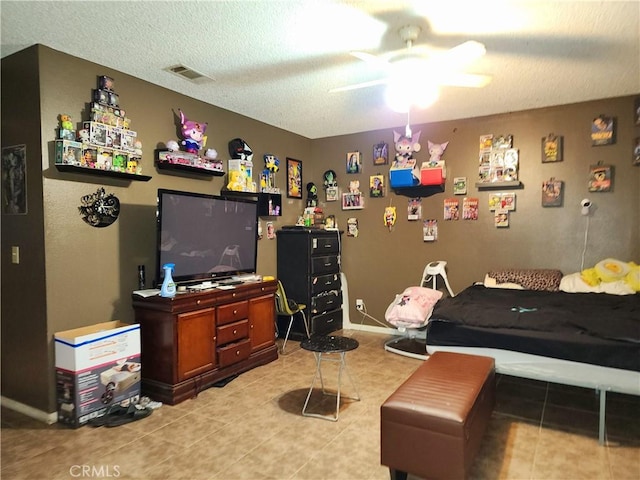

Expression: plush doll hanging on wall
xmin=393 ymin=130 xmax=421 ymax=165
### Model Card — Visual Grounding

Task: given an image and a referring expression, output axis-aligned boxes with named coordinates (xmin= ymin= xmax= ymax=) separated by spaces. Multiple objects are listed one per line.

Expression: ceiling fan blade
xmin=436 ymin=73 xmax=492 ymax=88
xmin=329 ymin=77 xmax=389 ymax=93
xmin=437 ymin=41 xmax=486 ymax=68
xmin=350 ymin=50 xmax=389 ymax=69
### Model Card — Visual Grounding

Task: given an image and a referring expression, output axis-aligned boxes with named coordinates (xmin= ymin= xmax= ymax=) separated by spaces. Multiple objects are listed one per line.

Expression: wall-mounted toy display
xmin=342 ymin=180 xmax=364 ymax=210
xmin=408 ymin=198 xmax=421 ymax=221
xmin=384 ymin=205 xmax=397 ymax=231
xmin=453 ymin=177 xmax=467 ymax=195
xmin=443 ymin=198 xmax=460 ymax=221
xmin=323 ymin=170 xmax=338 ymax=201
xmin=227 ymin=138 xmax=256 ymax=192
xmin=55 ymin=76 xmax=148 ymax=178
xmin=477 ymin=134 xmax=519 ymax=185
xmin=488 ymin=192 xmax=516 ymax=211
xmin=158 ymin=109 xmax=223 ymax=174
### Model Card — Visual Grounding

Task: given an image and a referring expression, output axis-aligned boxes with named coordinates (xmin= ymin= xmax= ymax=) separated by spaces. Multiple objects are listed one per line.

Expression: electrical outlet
xmin=356 ymin=299 xmax=364 ymax=311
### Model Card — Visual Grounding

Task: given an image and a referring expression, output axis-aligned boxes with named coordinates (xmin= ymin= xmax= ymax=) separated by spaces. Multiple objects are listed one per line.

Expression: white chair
xmin=420 ymin=261 xmax=455 ymax=297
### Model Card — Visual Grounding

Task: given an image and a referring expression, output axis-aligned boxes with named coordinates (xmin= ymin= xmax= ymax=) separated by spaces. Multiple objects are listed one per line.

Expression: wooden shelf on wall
xmin=392 ymin=184 xmax=445 ymax=198
xmin=55 ymin=164 xmax=152 ymax=181
xmin=475 ymin=181 xmax=523 ymax=190
xmin=156 ymin=162 xmax=224 ymax=177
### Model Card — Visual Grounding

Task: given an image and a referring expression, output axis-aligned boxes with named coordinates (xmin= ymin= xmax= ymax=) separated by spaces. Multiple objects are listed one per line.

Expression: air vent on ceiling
xmin=164 ymin=64 xmax=214 ymax=84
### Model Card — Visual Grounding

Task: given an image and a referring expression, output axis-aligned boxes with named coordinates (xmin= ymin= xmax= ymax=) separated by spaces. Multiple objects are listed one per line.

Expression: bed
xmin=424 ymin=269 xmax=639 ymax=445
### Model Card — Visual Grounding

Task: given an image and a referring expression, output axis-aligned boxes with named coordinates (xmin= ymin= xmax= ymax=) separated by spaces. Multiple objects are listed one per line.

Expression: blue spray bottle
xmin=160 ymin=263 xmax=176 ymax=298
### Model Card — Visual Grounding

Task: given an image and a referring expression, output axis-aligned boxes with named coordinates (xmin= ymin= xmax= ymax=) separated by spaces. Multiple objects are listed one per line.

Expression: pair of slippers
xmin=88 ymin=403 xmax=152 ymax=428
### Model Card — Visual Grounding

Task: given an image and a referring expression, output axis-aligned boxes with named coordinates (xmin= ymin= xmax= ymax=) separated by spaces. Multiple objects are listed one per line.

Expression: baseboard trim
xmin=1 ymin=396 xmax=57 ymax=424
xmin=345 ymin=323 xmax=397 ymax=336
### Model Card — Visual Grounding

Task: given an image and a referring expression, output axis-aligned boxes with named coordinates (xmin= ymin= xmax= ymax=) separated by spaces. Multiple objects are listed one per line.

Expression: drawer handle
xmin=233 ymin=309 xmax=238 ymax=315
xmin=196 ymin=300 xmax=201 ymax=305
xmin=236 ymin=350 xmax=240 ymax=356
xmin=327 ymin=319 xmax=334 ymax=323
xmin=233 ymin=329 xmax=237 ymax=335
xmin=261 ymin=287 xmax=265 ymax=291
xmin=324 ymin=262 xmax=331 ymax=267
xmin=232 ymin=293 xmax=236 ymax=297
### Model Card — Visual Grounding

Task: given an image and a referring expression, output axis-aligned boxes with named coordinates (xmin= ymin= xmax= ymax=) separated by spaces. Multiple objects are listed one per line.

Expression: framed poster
xmin=542 ymin=178 xmax=564 ymax=207
xmin=373 ymin=142 xmax=388 ymax=165
xmin=591 ymin=115 xmax=615 ymax=146
xmin=286 ymin=157 xmax=302 ymax=198
xmin=542 ymin=133 xmax=563 ymax=162
xmin=346 ymin=151 xmax=361 ymax=173
xmin=342 ymin=192 xmax=363 ymax=210
xmin=369 ymin=175 xmax=385 ymax=197
xmin=588 ymin=164 xmax=613 ymax=192
xmin=2 ymin=144 xmax=27 ymax=214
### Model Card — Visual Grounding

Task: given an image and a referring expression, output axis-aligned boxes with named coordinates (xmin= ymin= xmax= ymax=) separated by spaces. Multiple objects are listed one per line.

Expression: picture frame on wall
xmin=346 ymin=151 xmax=361 ymax=174
xmin=542 ymin=178 xmax=564 ymax=207
xmin=342 ymin=192 xmax=363 ymax=210
xmin=634 ymin=137 xmax=640 ymax=166
xmin=369 ymin=174 xmax=385 ymax=197
xmin=373 ymin=142 xmax=388 ymax=165
xmin=286 ymin=157 xmax=302 ymax=198
xmin=634 ymin=97 xmax=640 ymax=125
xmin=542 ymin=133 xmax=563 ymax=162
xmin=2 ymin=144 xmax=27 ymax=215
xmin=591 ymin=115 xmax=616 ymax=146
xmin=588 ymin=164 xmax=613 ymax=192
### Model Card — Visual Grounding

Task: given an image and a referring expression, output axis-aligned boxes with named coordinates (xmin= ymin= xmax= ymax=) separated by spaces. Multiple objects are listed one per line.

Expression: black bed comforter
xmin=427 ymin=285 xmax=640 ymax=371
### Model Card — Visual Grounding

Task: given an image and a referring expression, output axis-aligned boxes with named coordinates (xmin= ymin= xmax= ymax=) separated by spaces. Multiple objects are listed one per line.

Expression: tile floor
xmin=2 ymin=330 xmax=639 ymax=480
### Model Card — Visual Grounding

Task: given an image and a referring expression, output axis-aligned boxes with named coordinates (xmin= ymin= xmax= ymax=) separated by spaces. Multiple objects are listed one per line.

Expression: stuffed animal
xmin=581 ymin=258 xmax=639 ymax=291
xmin=393 ymin=130 xmax=421 ymax=164
xmin=427 ymin=140 xmax=449 ymax=164
xmin=178 ymin=109 xmax=207 ymax=153
xmin=59 ymin=114 xmax=73 ymax=131
xmin=166 ymin=140 xmax=180 ymax=152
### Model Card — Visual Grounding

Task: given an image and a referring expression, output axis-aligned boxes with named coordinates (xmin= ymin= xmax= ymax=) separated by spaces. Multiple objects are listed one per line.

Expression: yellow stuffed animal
xmin=581 ymin=258 xmax=639 ymax=291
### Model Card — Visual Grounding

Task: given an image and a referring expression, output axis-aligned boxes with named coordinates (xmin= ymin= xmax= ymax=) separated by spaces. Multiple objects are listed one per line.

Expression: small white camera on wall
xmin=581 ymin=198 xmax=592 ymax=216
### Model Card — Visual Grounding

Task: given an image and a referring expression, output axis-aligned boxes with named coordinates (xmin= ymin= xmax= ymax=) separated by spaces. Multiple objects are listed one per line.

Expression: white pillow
xmin=559 ymin=272 xmax=634 ymax=295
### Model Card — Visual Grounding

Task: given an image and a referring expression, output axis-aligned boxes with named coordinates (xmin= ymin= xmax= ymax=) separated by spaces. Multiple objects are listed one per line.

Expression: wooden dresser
xmin=131 ymin=280 xmax=278 ymax=405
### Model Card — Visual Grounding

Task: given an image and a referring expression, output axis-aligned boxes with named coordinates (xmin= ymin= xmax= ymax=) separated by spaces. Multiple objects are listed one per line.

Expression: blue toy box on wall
xmin=389 ymin=159 xmax=420 ymax=188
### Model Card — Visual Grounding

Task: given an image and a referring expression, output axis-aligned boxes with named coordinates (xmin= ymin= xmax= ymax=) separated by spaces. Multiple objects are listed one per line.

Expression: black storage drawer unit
xmin=276 ymin=229 xmax=343 ymax=340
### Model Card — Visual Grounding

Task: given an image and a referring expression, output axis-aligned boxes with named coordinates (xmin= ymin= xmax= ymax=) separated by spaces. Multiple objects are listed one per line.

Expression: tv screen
xmin=156 ymin=189 xmax=258 ymax=285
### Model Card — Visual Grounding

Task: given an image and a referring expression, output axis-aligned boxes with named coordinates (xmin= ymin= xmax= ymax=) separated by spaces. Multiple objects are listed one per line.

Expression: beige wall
xmin=2 ymin=45 xmax=639 ymax=414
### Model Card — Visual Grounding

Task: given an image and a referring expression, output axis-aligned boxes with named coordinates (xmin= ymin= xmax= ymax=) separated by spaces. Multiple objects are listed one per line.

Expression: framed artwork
xmin=588 ymin=164 xmax=613 ymax=192
xmin=342 ymin=192 xmax=363 ymax=210
xmin=634 ymin=97 xmax=640 ymax=125
xmin=286 ymin=157 xmax=302 ymax=198
xmin=2 ymin=144 xmax=27 ymax=214
xmin=591 ymin=115 xmax=615 ymax=146
xmin=325 ymin=186 xmax=339 ymax=201
xmin=346 ymin=151 xmax=361 ymax=174
xmin=373 ymin=142 xmax=388 ymax=165
xmin=494 ymin=209 xmax=509 ymax=228
xmin=453 ymin=177 xmax=467 ymax=195
xmin=634 ymin=137 xmax=640 ymax=166
xmin=369 ymin=174 xmax=385 ymax=197
xmin=542 ymin=133 xmax=563 ymax=162
xmin=408 ymin=198 xmax=421 ymax=221
xmin=423 ymin=219 xmax=438 ymax=242
xmin=542 ymin=178 xmax=564 ymax=207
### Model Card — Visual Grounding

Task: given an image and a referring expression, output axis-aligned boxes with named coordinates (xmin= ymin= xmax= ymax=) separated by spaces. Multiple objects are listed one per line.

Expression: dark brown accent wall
xmin=2 ymin=44 xmax=638 ymax=415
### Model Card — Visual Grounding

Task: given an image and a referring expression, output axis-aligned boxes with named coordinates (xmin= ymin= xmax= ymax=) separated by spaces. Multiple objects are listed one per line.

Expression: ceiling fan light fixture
xmin=385 ymin=80 xmax=439 ymax=113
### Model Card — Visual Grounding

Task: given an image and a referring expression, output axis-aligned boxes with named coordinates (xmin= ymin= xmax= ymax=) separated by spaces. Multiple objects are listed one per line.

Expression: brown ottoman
xmin=380 ymin=351 xmax=495 ymax=480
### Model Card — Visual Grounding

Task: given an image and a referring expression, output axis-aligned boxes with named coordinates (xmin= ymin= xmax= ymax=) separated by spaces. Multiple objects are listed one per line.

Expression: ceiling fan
xmin=329 ymin=25 xmax=492 ymax=95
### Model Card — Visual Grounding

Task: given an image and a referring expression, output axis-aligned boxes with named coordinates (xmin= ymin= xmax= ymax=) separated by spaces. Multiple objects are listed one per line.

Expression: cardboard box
xmin=389 ymin=159 xmax=419 ymax=188
xmin=420 ymin=161 xmax=446 ymax=186
xmin=55 ymin=321 xmax=141 ymax=427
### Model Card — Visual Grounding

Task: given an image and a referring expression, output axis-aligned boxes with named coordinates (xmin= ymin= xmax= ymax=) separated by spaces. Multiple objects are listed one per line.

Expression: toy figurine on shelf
xmin=179 ymin=109 xmax=208 ymax=153
xmin=58 ymin=114 xmax=75 ymax=140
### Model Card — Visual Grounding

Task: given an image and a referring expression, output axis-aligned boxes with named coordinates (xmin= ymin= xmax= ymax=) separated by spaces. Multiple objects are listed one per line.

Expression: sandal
xmin=105 ymin=404 xmax=152 ymax=427
xmin=87 ymin=404 xmax=127 ymax=428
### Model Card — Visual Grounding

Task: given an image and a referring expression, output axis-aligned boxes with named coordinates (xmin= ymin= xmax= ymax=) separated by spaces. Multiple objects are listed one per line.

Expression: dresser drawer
xmin=311 ymin=291 xmax=342 ymax=314
xmin=217 ymin=319 xmax=249 ymax=346
xmin=217 ymin=338 xmax=252 ymax=367
xmin=311 ymin=273 xmax=341 ymax=295
xmin=217 ymin=301 xmax=249 ymax=325
xmin=311 ymin=255 xmax=340 ymax=275
xmin=310 ymin=309 xmax=342 ymax=336
xmin=311 ymin=235 xmax=340 ymax=255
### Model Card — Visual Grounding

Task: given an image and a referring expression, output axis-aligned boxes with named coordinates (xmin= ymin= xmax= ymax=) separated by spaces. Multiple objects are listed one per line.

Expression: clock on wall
xmin=78 ymin=187 xmax=120 ymax=227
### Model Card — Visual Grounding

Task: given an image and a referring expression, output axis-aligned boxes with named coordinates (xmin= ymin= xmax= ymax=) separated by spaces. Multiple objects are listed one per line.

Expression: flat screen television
xmin=155 ymin=188 xmax=258 ymax=285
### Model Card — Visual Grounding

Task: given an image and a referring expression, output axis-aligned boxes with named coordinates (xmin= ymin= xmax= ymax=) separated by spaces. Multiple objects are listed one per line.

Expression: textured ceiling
xmin=2 ymin=1 xmax=639 ymax=139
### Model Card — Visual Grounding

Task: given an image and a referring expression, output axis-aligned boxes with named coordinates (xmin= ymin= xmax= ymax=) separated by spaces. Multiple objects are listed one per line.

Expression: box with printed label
xmin=420 ymin=161 xmax=446 ymax=186
xmin=389 ymin=159 xmax=419 ymax=188
xmin=55 ymin=321 xmax=141 ymax=427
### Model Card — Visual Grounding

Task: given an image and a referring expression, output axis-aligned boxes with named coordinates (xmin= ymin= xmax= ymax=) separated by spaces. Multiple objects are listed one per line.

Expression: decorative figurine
xmin=179 ymin=109 xmax=208 ymax=153
xmin=427 ymin=140 xmax=449 ymax=164
xmin=393 ymin=130 xmax=421 ymax=164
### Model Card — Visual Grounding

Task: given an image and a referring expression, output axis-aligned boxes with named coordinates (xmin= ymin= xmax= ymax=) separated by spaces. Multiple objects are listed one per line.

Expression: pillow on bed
xmin=483 ymin=274 xmax=524 ymax=290
xmin=560 ymin=272 xmax=635 ymax=295
xmin=487 ymin=269 xmax=563 ymax=291
xmin=385 ymin=286 xmax=443 ymax=329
